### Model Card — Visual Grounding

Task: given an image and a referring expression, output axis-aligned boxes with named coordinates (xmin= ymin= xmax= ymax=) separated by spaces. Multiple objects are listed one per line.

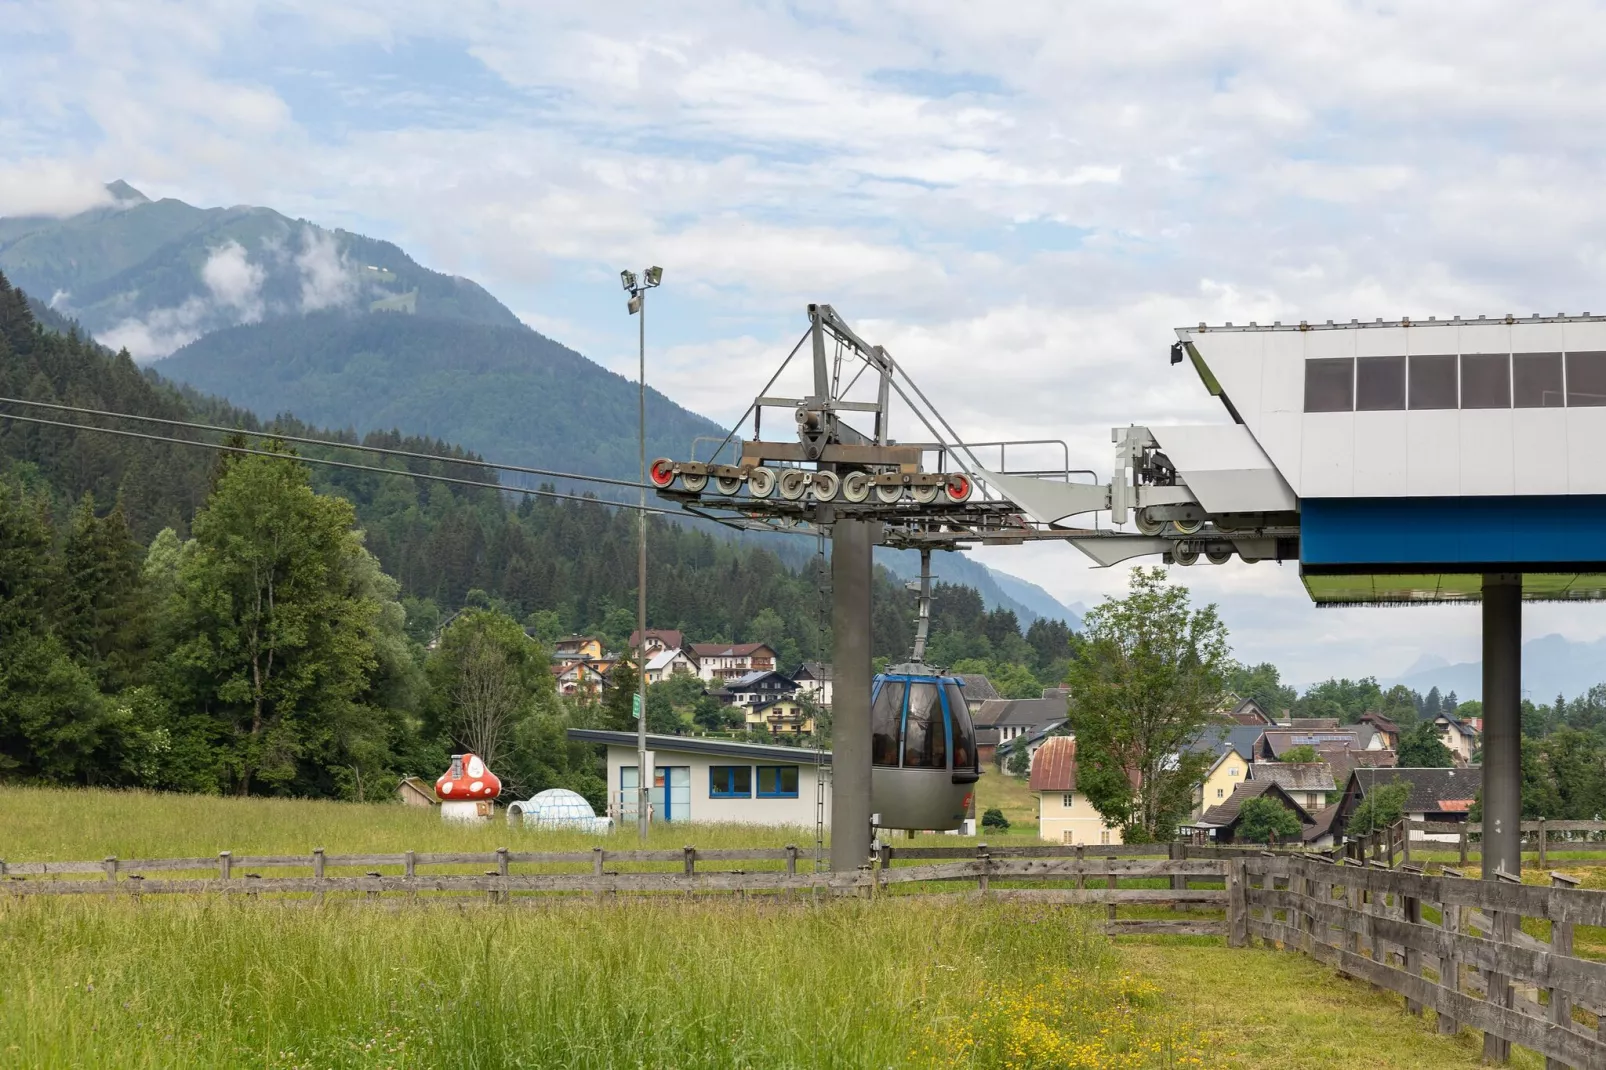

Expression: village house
xmin=996 ymin=722 xmax=1070 ymax=774
xmin=952 ymin=674 xmax=1000 ymax=717
xmin=745 ymin=696 xmax=816 ymax=737
xmin=628 ymin=629 xmax=685 ymax=658
xmin=691 ymin=642 xmax=777 ymax=682
xmin=1333 ymin=766 xmax=1482 ymax=840
xmin=569 ymin=729 xmax=829 ymax=826
xmin=1184 ymin=781 xmax=1313 ymax=845
xmin=553 ymin=635 xmax=605 ymax=664
xmin=975 ymin=692 xmax=1069 ymax=749
xmin=1222 ymin=696 xmax=1277 ymax=726
xmin=1248 ymin=762 xmax=1337 ymax=814
xmin=792 ymin=662 xmax=834 ymax=708
xmin=1028 ymin=735 xmax=1123 ymax=846
xmin=1358 ymin=712 xmax=1402 ymax=751
xmin=718 ymin=669 xmax=799 ymax=708
xmin=556 ymin=660 xmax=611 ymax=698
xmin=644 ymin=647 xmax=699 ymax=684
xmin=1185 ymin=724 xmax=1264 ymax=818
xmin=1433 ymin=714 xmax=1479 ymax=765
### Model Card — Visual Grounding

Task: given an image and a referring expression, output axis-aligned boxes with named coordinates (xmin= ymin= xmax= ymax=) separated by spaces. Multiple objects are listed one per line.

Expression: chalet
xmin=557 ymin=660 xmax=611 ymax=697
xmin=569 ymin=729 xmax=828 ymax=826
xmin=952 ymin=674 xmax=1000 ymax=716
xmin=745 ymin=696 xmax=817 ymax=737
xmin=792 ymin=662 xmax=834 ymax=708
xmin=1433 ymin=714 xmax=1479 ymax=765
xmin=628 ymin=629 xmax=685 ymax=658
xmin=1358 ymin=712 xmax=1402 ymax=750
xmin=1333 ymin=766 xmax=1481 ymax=840
xmin=1248 ymin=762 xmax=1337 ymax=814
xmin=719 ymin=670 xmax=799 ymax=707
xmin=553 ymin=636 xmax=605 ymax=664
xmin=1185 ymin=781 xmax=1313 ymax=845
xmin=1029 ymin=735 xmax=1123 ymax=846
xmin=644 ymin=647 xmax=699 ymax=684
xmin=975 ymin=693 xmax=1069 ymax=748
xmin=691 ymin=642 xmax=777 ymax=682
xmin=1184 ymin=724 xmax=1264 ymax=818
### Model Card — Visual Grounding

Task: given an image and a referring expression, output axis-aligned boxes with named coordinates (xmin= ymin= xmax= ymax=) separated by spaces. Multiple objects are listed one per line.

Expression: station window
xmin=1513 ymin=352 xmax=1564 ymax=408
xmin=1408 ymin=354 xmax=1458 ymax=409
xmin=1460 ymin=353 xmax=1510 ymax=408
xmin=756 ymin=766 xmax=799 ymax=798
xmin=1567 ymin=351 xmax=1606 ymax=406
xmin=1303 ymin=358 xmax=1354 ymax=412
xmin=1355 ymin=355 xmax=1405 ymax=411
xmin=709 ymin=765 xmax=751 ymax=799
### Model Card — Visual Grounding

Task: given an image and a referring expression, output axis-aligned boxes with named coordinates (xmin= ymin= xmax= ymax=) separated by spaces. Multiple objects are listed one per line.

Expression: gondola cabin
xmin=870 ymin=666 xmax=980 ymax=830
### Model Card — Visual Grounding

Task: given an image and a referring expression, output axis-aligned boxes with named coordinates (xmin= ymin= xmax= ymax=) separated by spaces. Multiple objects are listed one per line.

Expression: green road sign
xmin=632 ymin=694 xmax=642 ymax=719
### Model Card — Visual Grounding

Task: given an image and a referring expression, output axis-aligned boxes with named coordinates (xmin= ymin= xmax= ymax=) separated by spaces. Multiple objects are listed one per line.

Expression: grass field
xmin=0 ymin=787 xmax=1547 ymax=1068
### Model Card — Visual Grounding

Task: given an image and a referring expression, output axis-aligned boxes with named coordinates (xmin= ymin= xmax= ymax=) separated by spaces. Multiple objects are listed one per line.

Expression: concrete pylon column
xmin=1481 ymin=573 xmax=1522 ymax=880
xmin=830 ymin=518 xmax=874 ymax=872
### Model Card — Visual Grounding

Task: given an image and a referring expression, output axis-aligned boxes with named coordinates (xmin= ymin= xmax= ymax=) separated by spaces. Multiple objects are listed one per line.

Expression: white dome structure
xmin=507 ymin=788 xmax=614 ymax=833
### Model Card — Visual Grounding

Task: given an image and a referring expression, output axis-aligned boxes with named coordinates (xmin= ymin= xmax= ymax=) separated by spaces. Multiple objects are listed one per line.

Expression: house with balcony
xmin=644 ymin=647 xmax=700 ymax=684
xmin=629 ymin=629 xmax=686 ymax=659
xmin=691 ymin=642 xmax=777 ymax=682
xmin=719 ymin=669 xmax=799 ymax=708
xmin=745 ymin=696 xmax=817 ymax=737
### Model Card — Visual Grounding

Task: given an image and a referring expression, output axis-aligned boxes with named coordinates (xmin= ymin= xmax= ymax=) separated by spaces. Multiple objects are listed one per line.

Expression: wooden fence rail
xmin=1237 ymin=855 xmax=1606 ymax=1068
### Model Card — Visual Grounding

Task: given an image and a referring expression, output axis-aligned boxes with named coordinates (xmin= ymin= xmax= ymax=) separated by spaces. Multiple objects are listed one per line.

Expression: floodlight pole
xmin=1481 ymin=574 xmax=1522 ymax=879
xmin=624 ymin=267 xmax=662 ymax=843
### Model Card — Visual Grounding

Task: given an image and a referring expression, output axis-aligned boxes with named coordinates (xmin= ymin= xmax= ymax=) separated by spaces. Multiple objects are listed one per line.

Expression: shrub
xmin=981 ymin=807 xmax=1010 ymax=830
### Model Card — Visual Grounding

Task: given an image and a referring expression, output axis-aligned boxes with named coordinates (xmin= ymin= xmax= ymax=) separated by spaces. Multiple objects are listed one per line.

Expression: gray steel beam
xmin=830 ymin=518 xmax=875 ymax=872
xmin=1481 ymin=573 xmax=1522 ymax=880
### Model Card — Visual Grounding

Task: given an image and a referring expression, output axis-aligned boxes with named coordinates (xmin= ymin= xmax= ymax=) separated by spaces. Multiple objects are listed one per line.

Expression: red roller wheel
xmin=649 ymin=459 xmax=677 ymax=487
xmin=944 ymin=474 xmax=972 ymax=503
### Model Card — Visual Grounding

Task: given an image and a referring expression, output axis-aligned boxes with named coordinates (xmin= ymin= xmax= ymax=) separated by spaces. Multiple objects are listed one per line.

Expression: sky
xmin=7 ymin=1 xmax=1606 ymax=687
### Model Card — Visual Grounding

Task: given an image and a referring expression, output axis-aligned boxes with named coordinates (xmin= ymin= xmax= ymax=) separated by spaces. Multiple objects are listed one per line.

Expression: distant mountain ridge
xmin=1384 ymin=633 xmax=1606 ymax=702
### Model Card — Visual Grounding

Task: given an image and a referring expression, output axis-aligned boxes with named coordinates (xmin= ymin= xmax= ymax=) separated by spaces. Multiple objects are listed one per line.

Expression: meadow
xmin=0 ymin=786 xmax=1545 ymax=1068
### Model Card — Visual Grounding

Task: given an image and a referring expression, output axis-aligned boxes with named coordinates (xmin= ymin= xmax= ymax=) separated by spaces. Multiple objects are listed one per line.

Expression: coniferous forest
xmin=0 ymin=270 xmax=1075 ymax=804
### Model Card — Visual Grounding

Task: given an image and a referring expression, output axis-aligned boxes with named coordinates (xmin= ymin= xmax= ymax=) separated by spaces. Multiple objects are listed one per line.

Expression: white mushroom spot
xmin=470 ymin=780 xmax=483 ymax=793
xmin=467 ymin=756 xmax=485 ymax=777
xmin=441 ymin=781 xmax=453 ymax=793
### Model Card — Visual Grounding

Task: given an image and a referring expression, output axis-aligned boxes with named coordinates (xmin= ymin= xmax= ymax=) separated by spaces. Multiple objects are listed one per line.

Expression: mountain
xmin=879 ymin=548 xmax=1082 ymax=629
xmin=157 ymin=311 xmax=726 ymax=484
xmin=1384 ymin=633 xmax=1606 ymax=702
xmin=0 ymin=181 xmax=517 ymax=358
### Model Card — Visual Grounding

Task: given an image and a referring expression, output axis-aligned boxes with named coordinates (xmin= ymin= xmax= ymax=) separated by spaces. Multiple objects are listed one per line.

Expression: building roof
xmin=1348 ymin=766 xmax=1481 ymax=813
xmin=953 ymin=674 xmax=999 ymax=702
xmin=1263 ymin=728 xmax=1371 ymax=757
xmin=1319 ymin=745 xmax=1396 ymax=785
xmin=1288 ymin=718 xmax=1341 ymax=731
xmin=1028 ymin=735 xmax=1078 ymax=792
xmin=644 ymin=649 xmax=685 ymax=672
xmin=628 ymin=629 xmax=685 ymax=650
xmin=1227 ymin=698 xmax=1276 ymax=725
xmin=1196 ymin=781 xmax=1313 ymax=828
xmin=975 ymin=726 xmax=1001 ymax=747
xmin=1250 ymin=762 xmax=1337 ymax=793
xmin=554 ymin=634 xmax=602 ymax=650
xmin=998 ymin=722 xmax=1070 ymax=756
xmin=1185 ymin=723 xmax=1266 ymax=763
xmin=974 ymin=695 xmax=1068 ymax=729
xmin=568 ymin=729 xmax=830 ymax=765
xmin=1359 ymin=712 xmax=1400 ymax=735
xmin=725 ymin=669 xmax=797 ymax=691
xmin=793 ymin=661 xmax=832 ymax=682
xmin=1303 ymin=802 xmax=1341 ymax=842
xmin=1434 ymin=713 xmax=1479 ymax=737
xmin=690 ymin=642 xmax=775 ymax=659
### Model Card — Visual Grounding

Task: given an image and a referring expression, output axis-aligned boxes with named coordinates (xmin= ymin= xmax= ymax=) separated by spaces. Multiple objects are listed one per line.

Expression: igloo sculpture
xmin=506 ymin=788 xmax=614 ymax=834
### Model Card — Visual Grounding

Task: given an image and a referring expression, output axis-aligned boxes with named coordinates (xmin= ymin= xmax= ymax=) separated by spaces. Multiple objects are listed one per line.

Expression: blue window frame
xmin=756 ymin=765 xmax=800 ymax=798
xmin=710 ymin=765 xmax=751 ymax=798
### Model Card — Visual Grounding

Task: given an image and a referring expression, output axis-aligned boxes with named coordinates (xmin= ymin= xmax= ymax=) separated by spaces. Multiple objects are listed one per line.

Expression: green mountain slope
xmin=0 ymin=182 xmax=517 ymax=355
xmin=156 ymin=310 xmax=726 ymax=483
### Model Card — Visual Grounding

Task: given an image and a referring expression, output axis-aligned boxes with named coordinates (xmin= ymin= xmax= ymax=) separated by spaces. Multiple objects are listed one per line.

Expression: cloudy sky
xmin=7 ymin=1 xmax=1606 ymax=687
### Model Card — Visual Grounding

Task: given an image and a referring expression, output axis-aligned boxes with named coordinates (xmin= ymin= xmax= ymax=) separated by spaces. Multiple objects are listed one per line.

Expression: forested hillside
xmin=0 ymin=269 xmax=1077 ymax=800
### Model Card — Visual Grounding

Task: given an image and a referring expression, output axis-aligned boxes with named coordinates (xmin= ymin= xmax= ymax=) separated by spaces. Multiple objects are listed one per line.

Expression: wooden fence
xmin=0 ymin=842 xmax=1232 ymax=934
xmin=1237 ymin=854 xmax=1606 ymax=1068
xmin=1406 ymin=820 xmax=1606 ymax=869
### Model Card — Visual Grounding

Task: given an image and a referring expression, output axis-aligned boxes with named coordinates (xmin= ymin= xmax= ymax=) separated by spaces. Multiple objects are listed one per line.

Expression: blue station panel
xmin=1301 ymin=496 xmax=1606 ymax=569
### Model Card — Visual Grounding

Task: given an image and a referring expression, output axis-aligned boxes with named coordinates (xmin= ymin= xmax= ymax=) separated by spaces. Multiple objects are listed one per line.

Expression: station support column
xmin=1481 ymin=574 xmax=1522 ymax=879
xmin=830 ymin=518 xmax=875 ymax=872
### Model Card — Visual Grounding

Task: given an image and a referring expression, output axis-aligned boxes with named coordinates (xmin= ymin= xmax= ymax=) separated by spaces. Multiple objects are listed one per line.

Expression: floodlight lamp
xmin=620 ymin=269 xmax=638 ymax=292
xmin=628 ymin=293 xmax=643 ymax=315
xmin=644 ymin=266 xmax=663 ymax=287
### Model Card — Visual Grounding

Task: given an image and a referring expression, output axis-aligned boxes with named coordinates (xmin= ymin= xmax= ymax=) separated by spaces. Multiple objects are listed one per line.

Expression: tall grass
xmin=0 ymin=896 xmax=1177 ymax=1069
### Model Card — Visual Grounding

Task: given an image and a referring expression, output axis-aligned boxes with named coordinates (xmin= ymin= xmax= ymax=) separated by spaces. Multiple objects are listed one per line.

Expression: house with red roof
xmin=1027 ymin=735 xmax=1124 ymax=847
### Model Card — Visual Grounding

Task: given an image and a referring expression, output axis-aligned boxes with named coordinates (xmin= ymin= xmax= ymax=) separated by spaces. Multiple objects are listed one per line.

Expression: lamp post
xmin=622 ymin=266 xmax=662 ymax=842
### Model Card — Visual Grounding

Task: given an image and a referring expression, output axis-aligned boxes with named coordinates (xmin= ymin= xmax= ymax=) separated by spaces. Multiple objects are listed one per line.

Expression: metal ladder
xmin=813 ymin=527 xmax=830 ymax=871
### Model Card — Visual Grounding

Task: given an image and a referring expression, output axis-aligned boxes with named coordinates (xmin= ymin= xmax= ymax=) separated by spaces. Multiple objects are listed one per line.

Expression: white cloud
xmin=99 ymin=241 xmax=267 ymax=359
xmin=200 ymin=239 xmax=265 ymax=322
xmin=294 ymin=227 xmax=359 ymax=312
xmin=98 ymin=297 xmax=210 ymax=360
xmin=0 ymin=159 xmax=111 ymax=217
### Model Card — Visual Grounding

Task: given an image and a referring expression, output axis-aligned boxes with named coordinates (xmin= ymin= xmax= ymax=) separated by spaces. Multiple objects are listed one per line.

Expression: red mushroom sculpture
xmin=435 ymin=753 xmax=501 ymax=801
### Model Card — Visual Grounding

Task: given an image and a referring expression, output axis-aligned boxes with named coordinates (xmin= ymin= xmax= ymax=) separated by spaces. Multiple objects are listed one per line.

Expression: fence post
xmin=1483 ymin=869 xmax=1520 ymax=1065
xmin=593 ymin=846 xmax=605 ymax=902
xmin=496 ymin=847 xmax=510 ymax=905
xmin=1400 ymin=865 xmax=1423 ymax=1015
xmin=977 ymin=842 xmax=990 ymax=898
xmin=1402 ymin=821 xmax=1412 ymax=867
xmin=1106 ymin=855 xmax=1118 ymax=924
xmin=1227 ymin=858 xmax=1248 ymax=948
xmin=1075 ymin=844 xmax=1085 ymax=894
xmin=1547 ymin=872 xmax=1579 ymax=1070
xmin=405 ymin=850 xmax=417 ymax=902
xmin=1169 ymin=840 xmax=1187 ymax=902
xmin=313 ymin=848 xmax=326 ymax=905
xmin=683 ymin=845 xmax=696 ymax=899
xmin=1438 ymin=866 xmax=1463 ymax=1037
xmin=103 ymin=856 xmax=117 ymax=885
xmin=1538 ymin=819 xmax=1548 ymax=870
xmin=218 ymin=850 xmax=232 ymax=884
xmin=1459 ymin=822 xmax=1470 ymax=867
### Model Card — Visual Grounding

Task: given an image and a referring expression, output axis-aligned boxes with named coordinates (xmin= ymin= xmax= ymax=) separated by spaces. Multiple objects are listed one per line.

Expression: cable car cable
xmin=0 ymin=410 xmax=692 ymax=518
xmin=0 ymin=395 xmax=650 ymax=492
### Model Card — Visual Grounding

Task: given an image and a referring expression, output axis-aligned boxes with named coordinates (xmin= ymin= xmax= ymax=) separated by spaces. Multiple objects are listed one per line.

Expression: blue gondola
xmin=870 ymin=664 xmax=980 ymax=830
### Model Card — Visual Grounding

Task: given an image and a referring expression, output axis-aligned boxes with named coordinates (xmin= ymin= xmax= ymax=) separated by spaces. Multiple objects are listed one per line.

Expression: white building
xmin=690 ymin=643 xmax=777 ymax=682
xmin=793 ymin=662 xmax=833 ymax=708
xmin=644 ymin=647 xmax=699 ymax=684
xmin=569 ymin=729 xmax=829 ymax=826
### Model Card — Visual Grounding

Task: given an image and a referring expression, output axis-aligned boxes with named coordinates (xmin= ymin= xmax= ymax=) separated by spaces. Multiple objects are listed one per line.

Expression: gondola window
xmin=902 ymin=682 xmax=947 ymax=769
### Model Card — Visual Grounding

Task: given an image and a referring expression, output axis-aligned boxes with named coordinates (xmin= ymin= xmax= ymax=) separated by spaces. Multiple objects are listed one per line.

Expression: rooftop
xmin=953 ymin=674 xmax=999 ymax=702
xmin=568 ymin=729 xmax=829 ymax=765
xmin=1348 ymin=766 xmax=1481 ymax=813
xmin=1250 ymin=762 xmax=1337 ymax=793
xmin=1196 ymin=781 xmax=1313 ymax=828
xmin=1181 ymin=313 xmax=1606 ymax=335
xmin=1028 ymin=736 xmax=1077 ymax=793
xmin=974 ymin=695 xmax=1068 ymax=728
